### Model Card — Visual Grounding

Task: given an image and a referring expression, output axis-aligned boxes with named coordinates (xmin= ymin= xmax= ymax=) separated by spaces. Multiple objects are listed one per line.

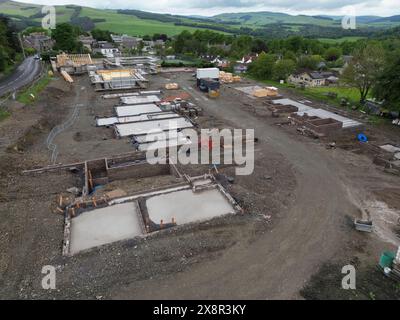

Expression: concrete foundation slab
xmin=69 ymin=202 xmax=142 ymax=254
xmin=380 ymin=144 xmax=400 ymax=153
xmin=96 ymin=112 xmax=180 ymax=127
xmin=115 ymin=104 xmax=161 ymax=117
xmin=115 ymin=117 xmax=194 ymax=137
xmin=272 ymin=98 xmax=313 ymax=112
xmin=296 ymin=108 xmax=361 ymax=128
xmin=120 ymin=95 xmax=160 ymax=105
xmin=146 ymin=188 xmax=235 ymax=225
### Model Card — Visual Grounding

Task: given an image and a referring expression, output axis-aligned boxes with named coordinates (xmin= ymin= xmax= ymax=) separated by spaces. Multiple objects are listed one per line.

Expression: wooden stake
xmin=88 ymin=170 xmax=94 ymax=190
xmin=56 ymin=207 xmax=64 ymax=214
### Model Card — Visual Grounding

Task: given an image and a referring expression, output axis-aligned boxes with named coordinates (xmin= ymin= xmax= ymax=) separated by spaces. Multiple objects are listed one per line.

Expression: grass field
xmin=303 ymin=86 xmax=362 ymax=104
xmin=253 ymin=77 xmax=388 ymax=124
xmin=318 ymin=36 xmax=366 ymax=44
xmin=1 ymin=1 xmax=399 ymax=38
xmin=0 ymin=1 xmax=39 ymax=17
xmin=255 ymin=76 xmax=363 ymax=106
xmin=17 ymin=75 xmax=52 ymax=105
xmin=213 ymin=12 xmax=337 ymax=27
xmin=163 ymin=58 xmax=201 ymax=66
xmin=0 ymin=1 xmax=220 ymax=36
xmin=0 ymin=109 xmax=10 ymax=122
xmin=82 ymin=8 xmax=201 ymax=36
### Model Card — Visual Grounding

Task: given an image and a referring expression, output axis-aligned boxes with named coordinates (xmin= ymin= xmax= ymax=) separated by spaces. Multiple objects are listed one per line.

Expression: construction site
xmin=0 ymin=56 xmax=400 ymax=300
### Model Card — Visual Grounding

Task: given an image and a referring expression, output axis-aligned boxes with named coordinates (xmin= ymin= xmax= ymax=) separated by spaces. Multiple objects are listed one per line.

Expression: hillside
xmin=212 ymin=11 xmax=339 ymax=27
xmin=0 ymin=1 xmax=231 ymax=36
xmin=1 ymin=0 xmax=400 ymax=38
xmin=212 ymin=11 xmax=400 ymax=28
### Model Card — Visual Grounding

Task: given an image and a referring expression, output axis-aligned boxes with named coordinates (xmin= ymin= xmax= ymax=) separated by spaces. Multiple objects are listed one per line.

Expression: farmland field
xmin=78 ymin=8 xmax=201 ymax=36
xmin=1 ymin=0 xmax=399 ymax=37
xmin=318 ymin=36 xmax=366 ymax=44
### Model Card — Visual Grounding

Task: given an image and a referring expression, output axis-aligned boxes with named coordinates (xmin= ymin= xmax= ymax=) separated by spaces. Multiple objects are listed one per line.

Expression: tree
xmin=230 ymin=35 xmax=253 ymax=58
xmin=22 ymin=26 xmax=49 ymax=36
xmin=173 ymin=30 xmax=192 ymax=54
xmin=286 ymin=36 xmax=304 ymax=53
xmin=52 ymin=23 xmax=83 ymax=53
xmin=297 ymin=55 xmax=323 ymax=70
xmin=272 ymin=59 xmax=296 ymax=81
xmin=324 ymin=47 xmax=342 ymax=62
xmin=0 ymin=16 xmax=21 ymax=72
xmin=283 ymin=50 xmax=297 ymax=61
xmin=251 ymin=38 xmax=267 ymax=54
xmin=372 ymin=52 xmax=400 ymax=111
xmin=341 ymin=43 xmax=385 ymax=103
xmin=248 ymin=52 xmax=276 ymax=79
xmin=0 ymin=47 xmax=7 ymax=72
xmin=91 ymin=29 xmax=112 ymax=42
xmin=137 ymin=40 xmax=144 ymax=55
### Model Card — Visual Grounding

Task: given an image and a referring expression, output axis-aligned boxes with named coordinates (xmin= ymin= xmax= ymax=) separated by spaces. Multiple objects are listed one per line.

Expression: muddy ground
xmin=0 ymin=71 xmax=399 ymax=299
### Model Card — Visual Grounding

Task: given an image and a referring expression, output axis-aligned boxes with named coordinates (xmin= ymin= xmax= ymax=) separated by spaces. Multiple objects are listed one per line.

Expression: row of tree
xmin=247 ymin=41 xmax=400 ymax=110
xmin=0 ymin=16 xmax=22 ymax=73
xmin=170 ymin=30 xmax=362 ymax=64
xmin=44 ymin=23 xmax=400 ymax=111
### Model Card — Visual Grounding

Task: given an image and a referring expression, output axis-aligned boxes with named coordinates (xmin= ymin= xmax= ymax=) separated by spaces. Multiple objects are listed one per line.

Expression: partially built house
xmin=63 ymin=170 xmax=241 ymax=256
xmin=269 ymin=98 xmax=363 ymax=136
xmin=103 ymin=56 xmax=160 ymax=74
xmin=23 ymin=152 xmax=241 ymax=256
xmin=55 ymin=53 xmax=94 ymax=74
xmin=89 ymin=68 xmax=149 ymax=91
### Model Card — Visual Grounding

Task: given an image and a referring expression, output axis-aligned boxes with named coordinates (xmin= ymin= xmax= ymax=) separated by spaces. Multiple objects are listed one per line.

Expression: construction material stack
xmin=165 ymin=83 xmax=179 ymax=90
xmin=219 ymin=71 xmax=241 ymax=83
xmin=252 ymin=86 xmax=279 ymax=98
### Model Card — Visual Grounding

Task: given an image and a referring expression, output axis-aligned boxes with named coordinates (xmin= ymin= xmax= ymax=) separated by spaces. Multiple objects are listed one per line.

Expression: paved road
xmin=0 ymin=56 xmax=41 ymax=97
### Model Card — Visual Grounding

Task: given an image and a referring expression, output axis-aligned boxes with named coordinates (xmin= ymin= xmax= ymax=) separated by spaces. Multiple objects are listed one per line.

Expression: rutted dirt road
xmin=111 ymin=74 xmax=397 ymax=299
xmin=0 ymin=73 xmax=398 ymax=299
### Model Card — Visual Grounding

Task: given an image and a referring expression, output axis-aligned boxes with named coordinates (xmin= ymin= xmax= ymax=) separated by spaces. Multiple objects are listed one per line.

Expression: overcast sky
xmin=14 ymin=0 xmax=400 ymax=16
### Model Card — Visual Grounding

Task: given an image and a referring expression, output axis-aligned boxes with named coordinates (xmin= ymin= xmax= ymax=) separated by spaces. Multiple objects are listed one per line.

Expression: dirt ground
xmin=0 ymin=71 xmax=399 ymax=299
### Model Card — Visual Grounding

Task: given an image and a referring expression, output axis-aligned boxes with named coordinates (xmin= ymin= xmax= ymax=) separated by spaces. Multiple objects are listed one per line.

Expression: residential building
xmin=288 ymin=70 xmax=338 ymax=87
xmin=211 ymin=57 xmax=230 ymax=68
xmin=23 ymin=32 xmax=54 ymax=52
xmin=233 ymin=64 xmax=248 ymax=74
xmin=92 ymin=41 xmax=120 ymax=58
xmin=79 ymin=35 xmax=95 ymax=52
xmin=237 ymin=54 xmax=258 ymax=65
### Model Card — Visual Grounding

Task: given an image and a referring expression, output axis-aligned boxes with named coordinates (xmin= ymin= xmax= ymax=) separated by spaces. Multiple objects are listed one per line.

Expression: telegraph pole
xmin=17 ymin=32 xmax=26 ymax=59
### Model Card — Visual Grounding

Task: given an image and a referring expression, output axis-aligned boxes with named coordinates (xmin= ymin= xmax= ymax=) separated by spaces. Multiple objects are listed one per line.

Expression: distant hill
xmin=212 ymin=11 xmax=338 ymax=27
xmin=0 ymin=1 xmax=232 ymax=35
xmin=318 ymin=15 xmax=382 ymax=23
xmin=1 ymin=0 xmax=400 ymax=37
xmin=372 ymin=15 xmax=400 ymax=23
xmin=211 ymin=11 xmax=400 ymax=28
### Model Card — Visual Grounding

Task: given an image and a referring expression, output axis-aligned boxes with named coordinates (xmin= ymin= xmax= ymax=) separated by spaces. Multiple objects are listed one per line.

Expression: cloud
xmin=14 ymin=0 xmax=400 ymax=16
